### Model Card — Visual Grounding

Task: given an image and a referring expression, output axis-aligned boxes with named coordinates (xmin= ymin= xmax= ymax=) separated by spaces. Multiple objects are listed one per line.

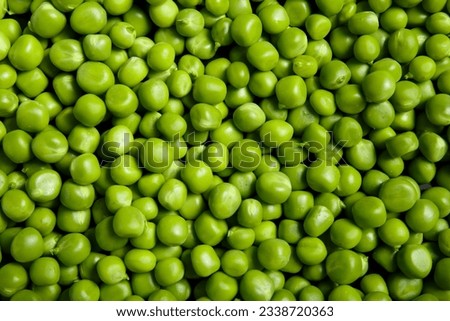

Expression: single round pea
xmin=240 ymin=269 xmax=274 ymax=301
xmin=8 ymin=35 xmax=44 ymax=71
xmin=246 ymin=41 xmax=279 ymax=72
xmin=94 ymin=255 xmax=127 ymax=287
xmin=405 ymin=199 xmax=440 ymax=233
xmin=330 ymin=218 xmax=363 ymax=249
xmin=276 ymin=75 xmax=307 ymax=109
xmin=379 ymin=176 xmax=420 ymax=213
xmin=353 ymin=34 xmax=381 ymax=63
xmin=76 ymin=61 xmax=115 ymax=95
xmin=193 ymin=75 xmax=227 ymax=105
xmin=303 ymin=205 xmax=334 ymax=237
xmin=388 ymin=28 xmax=419 ymax=63
xmin=306 ymin=160 xmax=340 ymax=193
xmin=25 ymin=169 xmax=62 ymax=204
xmin=69 ymin=1 xmax=107 ymax=35
xmin=25 ymin=207 xmax=56 ymax=236
xmin=112 ymin=206 xmax=146 ymax=238
xmin=10 ymin=227 xmax=44 ymax=263
xmin=296 ymin=237 xmax=327 ymax=266
xmin=156 ymin=214 xmax=188 ymax=246
xmin=2 ymin=129 xmax=33 ymax=164
xmin=157 ymin=178 xmax=187 ymax=211
xmin=378 ymin=218 xmax=410 ymax=247
xmin=422 ymin=187 xmax=450 ymax=218
xmin=255 ymin=171 xmax=292 ymax=205
xmin=0 ymin=263 xmax=29 ymax=298
xmin=387 ymin=273 xmax=423 ymax=301
xmin=220 ymin=249 xmax=249 ymax=278
xmin=362 ymin=70 xmax=396 ymax=103
xmin=68 ymin=279 xmax=100 ymax=301
xmin=326 ymin=250 xmax=364 ymax=285
xmin=396 ymin=244 xmax=433 ymax=279
xmin=54 ymin=232 xmax=91 ymax=266
xmin=59 ymin=179 xmax=96 ymax=211
xmin=30 ymin=257 xmax=60 ymax=286
xmin=206 ymin=182 xmax=241 ymax=219
xmin=1 ymin=189 xmax=35 ymax=222
xmin=190 ymin=244 xmax=220 ymax=277
xmin=256 ymin=238 xmax=291 ymax=271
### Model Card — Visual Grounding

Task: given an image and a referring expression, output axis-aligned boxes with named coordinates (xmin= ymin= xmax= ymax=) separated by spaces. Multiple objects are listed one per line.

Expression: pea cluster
xmin=0 ymin=0 xmax=450 ymax=301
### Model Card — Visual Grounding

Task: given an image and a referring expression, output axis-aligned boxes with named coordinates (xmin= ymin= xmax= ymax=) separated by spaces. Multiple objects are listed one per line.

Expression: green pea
xmin=348 ymin=11 xmax=379 ymax=35
xmin=76 ymin=61 xmax=115 ymax=95
xmin=378 ymin=218 xmax=410 ymax=248
xmin=194 ymin=211 xmax=228 ymax=246
xmin=49 ymin=39 xmax=84 ymax=73
xmin=396 ymin=244 xmax=433 ymax=279
xmin=1 ymin=189 xmax=35 ymax=222
xmin=27 ymin=125 xmax=63 ymax=163
xmin=422 ymin=187 xmax=450 ymax=219
xmin=360 ymin=273 xmax=388 ymax=296
xmin=246 ymin=41 xmax=279 ymax=72
xmin=304 ymin=15 xmax=331 ymax=41
xmin=319 ymin=59 xmax=351 ymax=90
xmin=68 ymin=279 xmax=100 ymax=301
xmin=112 ymin=206 xmax=145 ymax=238
xmin=387 ymin=273 xmax=423 ymax=301
xmin=25 ymin=207 xmax=56 ymax=236
xmin=95 ymin=255 xmax=128 ymax=285
xmin=240 ymin=269 xmax=274 ymax=301
xmin=97 ymin=47 xmax=123 ymax=75
xmin=230 ymin=13 xmax=262 ymax=47
xmin=362 ymin=70 xmax=396 ymax=103
xmin=326 ymin=249 xmax=364 ymax=285
xmin=189 ymin=103 xmax=222 ymax=131
xmin=10 ymin=227 xmax=44 ymax=263
xmin=54 ymin=232 xmax=91 ymax=266
xmin=303 ymin=205 xmax=334 ymax=237
xmin=315 ymin=0 xmax=343 ymax=16
xmin=379 ymin=176 xmax=420 ymax=213
xmin=2 ymin=129 xmax=33 ymax=164
xmin=206 ymin=182 xmax=241 ymax=219
xmin=59 ymin=179 xmax=95 ymax=211
xmin=192 ymin=75 xmax=227 ymax=105
xmin=329 ymin=218 xmax=362 ymax=250
xmin=295 ymin=236 xmax=327 ymax=266
xmin=155 ymin=214 xmax=188 ymax=247
xmin=156 ymin=178 xmax=187 ymax=211
xmin=8 ymin=34 xmax=44 ymax=71
xmin=0 ymin=263 xmax=29 ymax=298
xmin=29 ymin=257 xmax=60 ymax=286
xmin=70 ymin=1 xmax=107 ymax=35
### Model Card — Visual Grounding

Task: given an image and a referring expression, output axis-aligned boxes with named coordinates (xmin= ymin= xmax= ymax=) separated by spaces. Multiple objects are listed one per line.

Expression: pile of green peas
xmin=0 ymin=0 xmax=450 ymax=301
